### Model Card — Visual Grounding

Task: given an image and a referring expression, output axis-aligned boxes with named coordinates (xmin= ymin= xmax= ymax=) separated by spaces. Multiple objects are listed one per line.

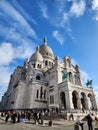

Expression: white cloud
xmin=39 ymin=2 xmax=49 ymax=19
xmin=14 ymin=43 xmax=35 ymax=59
xmin=53 ymin=30 xmax=64 ymax=45
xmin=92 ymin=0 xmax=98 ymax=10
xmin=60 ymin=12 xmax=69 ymax=28
xmin=0 ymin=43 xmax=14 ymax=65
xmin=0 ymin=42 xmax=35 ymax=65
xmin=71 ymin=58 xmax=77 ymax=66
xmin=11 ymin=0 xmax=37 ymax=25
xmin=70 ymin=0 xmax=86 ymax=17
xmin=81 ymin=70 xmax=91 ymax=85
xmin=0 ymin=65 xmax=13 ymax=101
xmin=0 ymin=0 xmax=37 ymax=38
xmin=0 ymin=66 xmax=11 ymax=87
xmin=95 ymin=13 xmax=98 ymax=21
xmin=91 ymin=0 xmax=98 ymax=21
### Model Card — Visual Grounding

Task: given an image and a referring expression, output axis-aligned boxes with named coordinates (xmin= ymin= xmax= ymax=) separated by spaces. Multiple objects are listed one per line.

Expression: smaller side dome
xmin=30 ymin=46 xmax=43 ymax=62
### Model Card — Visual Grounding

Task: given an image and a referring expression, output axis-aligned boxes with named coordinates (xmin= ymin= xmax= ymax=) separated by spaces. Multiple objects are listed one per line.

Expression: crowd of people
xmin=1 ymin=110 xmax=44 ymax=124
xmin=0 ymin=109 xmax=98 ymax=130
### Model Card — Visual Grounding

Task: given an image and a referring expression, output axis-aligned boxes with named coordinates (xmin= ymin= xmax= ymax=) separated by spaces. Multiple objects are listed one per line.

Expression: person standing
xmin=86 ymin=114 xmax=93 ymax=130
xmin=95 ymin=117 xmax=98 ymax=128
xmin=17 ymin=112 xmax=21 ymax=123
xmin=12 ymin=111 xmax=17 ymax=123
xmin=76 ymin=116 xmax=84 ymax=130
xmin=5 ymin=112 xmax=10 ymax=123
xmin=69 ymin=113 xmax=74 ymax=121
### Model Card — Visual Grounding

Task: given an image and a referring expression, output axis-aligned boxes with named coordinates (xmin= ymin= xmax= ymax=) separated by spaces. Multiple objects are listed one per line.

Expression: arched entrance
xmin=72 ymin=91 xmax=79 ymax=109
xmin=81 ymin=92 xmax=87 ymax=109
xmin=60 ymin=92 xmax=66 ymax=109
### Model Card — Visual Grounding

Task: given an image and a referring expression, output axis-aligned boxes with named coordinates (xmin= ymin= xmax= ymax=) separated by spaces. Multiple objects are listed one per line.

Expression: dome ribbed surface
xmin=39 ymin=44 xmax=54 ymax=58
xmin=30 ymin=51 xmax=43 ymax=62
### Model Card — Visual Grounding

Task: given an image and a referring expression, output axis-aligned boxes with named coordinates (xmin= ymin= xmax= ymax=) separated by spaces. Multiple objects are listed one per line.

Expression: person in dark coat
xmin=12 ymin=111 xmax=17 ymax=123
xmin=5 ymin=112 xmax=10 ymax=123
xmin=17 ymin=112 xmax=21 ymax=123
xmin=33 ymin=111 xmax=37 ymax=124
xmin=86 ymin=114 xmax=93 ymax=130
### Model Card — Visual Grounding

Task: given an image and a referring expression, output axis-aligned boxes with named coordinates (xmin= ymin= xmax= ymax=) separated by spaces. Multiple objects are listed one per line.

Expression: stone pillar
xmin=85 ymin=96 xmax=89 ymax=110
xmin=68 ymin=90 xmax=74 ymax=109
xmin=91 ymin=97 xmax=97 ymax=110
xmin=77 ymin=98 xmax=81 ymax=110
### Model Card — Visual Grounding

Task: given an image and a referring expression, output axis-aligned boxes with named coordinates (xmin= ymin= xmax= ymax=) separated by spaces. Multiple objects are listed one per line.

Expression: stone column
xmin=85 ymin=96 xmax=89 ymax=110
xmin=91 ymin=97 xmax=97 ymax=110
xmin=68 ymin=91 xmax=74 ymax=109
xmin=77 ymin=98 xmax=81 ymax=109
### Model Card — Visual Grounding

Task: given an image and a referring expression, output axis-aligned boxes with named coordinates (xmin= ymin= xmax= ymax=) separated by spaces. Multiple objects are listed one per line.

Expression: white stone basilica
xmin=0 ymin=37 xmax=97 ymax=111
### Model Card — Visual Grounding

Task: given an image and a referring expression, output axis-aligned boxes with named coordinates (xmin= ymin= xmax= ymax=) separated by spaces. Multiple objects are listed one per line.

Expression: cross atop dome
xmin=43 ymin=37 xmax=47 ymax=45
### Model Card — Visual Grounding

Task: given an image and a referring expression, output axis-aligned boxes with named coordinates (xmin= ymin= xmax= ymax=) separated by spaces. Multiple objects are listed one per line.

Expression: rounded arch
xmin=69 ymin=72 xmax=73 ymax=83
xmin=37 ymin=64 xmax=41 ymax=68
xmin=67 ymin=58 xmax=71 ymax=67
xmin=60 ymin=91 xmax=66 ymax=109
xmin=72 ymin=90 xmax=79 ymax=109
xmin=81 ymin=92 xmax=88 ymax=109
xmin=45 ymin=60 xmax=48 ymax=66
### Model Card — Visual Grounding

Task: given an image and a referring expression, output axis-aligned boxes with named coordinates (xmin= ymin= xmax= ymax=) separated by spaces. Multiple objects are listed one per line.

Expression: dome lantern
xmin=43 ymin=37 xmax=47 ymax=45
xmin=36 ymin=45 xmax=39 ymax=52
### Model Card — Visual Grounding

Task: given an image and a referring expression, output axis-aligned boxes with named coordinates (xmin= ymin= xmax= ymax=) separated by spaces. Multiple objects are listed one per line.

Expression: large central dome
xmin=39 ymin=37 xmax=54 ymax=59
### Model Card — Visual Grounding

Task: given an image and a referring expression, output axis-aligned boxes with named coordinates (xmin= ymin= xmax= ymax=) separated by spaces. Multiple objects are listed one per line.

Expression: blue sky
xmin=0 ymin=0 xmax=98 ymax=101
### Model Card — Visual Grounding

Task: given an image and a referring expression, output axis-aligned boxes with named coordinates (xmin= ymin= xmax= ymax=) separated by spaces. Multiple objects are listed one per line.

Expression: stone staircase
xmin=43 ymin=113 xmax=67 ymax=120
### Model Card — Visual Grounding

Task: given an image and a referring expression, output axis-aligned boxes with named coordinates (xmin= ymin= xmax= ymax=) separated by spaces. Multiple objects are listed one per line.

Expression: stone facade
xmin=0 ymin=37 xmax=97 ymax=111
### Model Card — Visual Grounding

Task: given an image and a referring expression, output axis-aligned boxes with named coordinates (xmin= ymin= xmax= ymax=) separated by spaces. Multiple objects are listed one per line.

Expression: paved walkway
xmin=0 ymin=117 xmax=95 ymax=130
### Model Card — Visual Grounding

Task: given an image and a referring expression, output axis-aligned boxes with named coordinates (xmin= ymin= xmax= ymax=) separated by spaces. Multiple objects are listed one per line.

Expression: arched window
xmin=50 ymin=95 xmax=54 ymax=104
xmin=32 ymin=63 xmax=35 ymax=68
xmin=37 ymin=64 xmax=39 ymax=68
xmin=46 ymin=52 xmax=49 ymax=55
xmin=67 ymin=59 xmax=71 ymax=67
xmin=45 ymin=60 xmax=48 ymax=66
xmin=40 ymin=86 xmax=43 ymax=98
xmin=36 ymin=89 xmax=39 ymax=99
xmin=69 ymin=72 xmax=73 ymax=83
xmin=44 ymin=89 xmax=46 ymax=99
xmin=39 ymin=64 xmax=41 ymax=68
xmin=37 ymin=64 xmax=41 ymax=68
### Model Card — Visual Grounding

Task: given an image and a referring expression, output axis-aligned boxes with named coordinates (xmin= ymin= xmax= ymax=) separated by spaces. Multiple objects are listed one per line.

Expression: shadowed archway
xmin=81 ymin=92 xmax=87 ymax=109
xmin=72 ymin=90 xmax=79 ymax=109
xmin=60 ymin=92 xmax=66 ymax=109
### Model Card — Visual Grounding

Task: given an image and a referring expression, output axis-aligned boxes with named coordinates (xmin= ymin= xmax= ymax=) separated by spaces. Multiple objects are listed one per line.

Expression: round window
xmin=36 ymin=75 xmax=41 ymax=80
